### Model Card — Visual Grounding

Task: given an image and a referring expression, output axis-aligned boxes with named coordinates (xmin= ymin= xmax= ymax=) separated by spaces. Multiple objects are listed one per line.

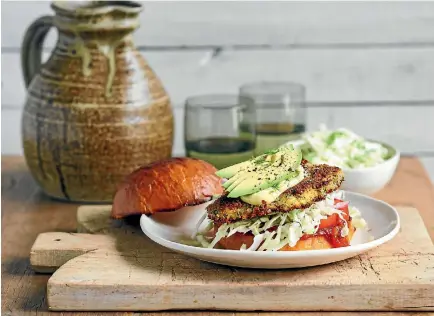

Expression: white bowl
xmin=140 ymin=192 xmax=400 ymax=269
xmin=286 ymin=139 xmax=400 ymax=195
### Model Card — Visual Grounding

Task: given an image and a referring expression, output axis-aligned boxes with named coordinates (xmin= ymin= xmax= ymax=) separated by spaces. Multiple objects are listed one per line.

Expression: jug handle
xmin=21 ymin=16 xmax=54 ymax=88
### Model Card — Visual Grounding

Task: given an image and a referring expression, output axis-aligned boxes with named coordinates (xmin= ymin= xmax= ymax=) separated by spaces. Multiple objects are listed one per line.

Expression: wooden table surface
xmin=2 ymin=156 xmax=434 ymax=316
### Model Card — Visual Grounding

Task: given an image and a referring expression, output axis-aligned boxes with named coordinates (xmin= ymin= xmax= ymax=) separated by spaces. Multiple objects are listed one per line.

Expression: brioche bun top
xmin=111 ymin=157 xmax=223 ymax=218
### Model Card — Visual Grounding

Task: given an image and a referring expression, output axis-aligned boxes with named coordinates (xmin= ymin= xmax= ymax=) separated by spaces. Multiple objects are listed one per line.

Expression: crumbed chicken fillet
xmin=206 ymin=160 xmax=344 ymax=224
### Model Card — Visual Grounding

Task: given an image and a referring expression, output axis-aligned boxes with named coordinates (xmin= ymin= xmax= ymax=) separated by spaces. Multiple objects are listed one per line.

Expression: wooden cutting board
xmin=30 ymin=206 xmax=434 ymax=312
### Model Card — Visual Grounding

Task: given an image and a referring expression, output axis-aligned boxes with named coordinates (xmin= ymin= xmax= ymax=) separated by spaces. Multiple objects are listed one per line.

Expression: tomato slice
xmin=318 ymin=199 xmax=350 ymax=229
xmin=318 ymin=213 xmax=339 ymax=229
xmin=334 ymin=199 xmax=350 ymax=220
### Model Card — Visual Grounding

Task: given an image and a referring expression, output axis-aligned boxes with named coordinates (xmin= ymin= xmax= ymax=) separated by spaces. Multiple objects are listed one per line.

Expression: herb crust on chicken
xmin=206 ymin=160 xmax=344 ymax=224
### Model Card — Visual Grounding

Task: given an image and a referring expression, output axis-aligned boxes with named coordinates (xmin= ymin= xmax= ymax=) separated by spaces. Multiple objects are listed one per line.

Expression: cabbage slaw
xmin=300 ymin=125 xmax=390 ymax=169
xmin=193 ymin=191 xmax=367 ymax=251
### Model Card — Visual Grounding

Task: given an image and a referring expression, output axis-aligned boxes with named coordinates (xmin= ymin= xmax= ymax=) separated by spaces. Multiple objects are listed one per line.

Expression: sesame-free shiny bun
xmin=111 ymin=158 xmax=223 ymax=218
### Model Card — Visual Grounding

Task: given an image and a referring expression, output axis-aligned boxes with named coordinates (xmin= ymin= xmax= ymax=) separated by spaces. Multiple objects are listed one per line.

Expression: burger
xmin=110 ymin=148 xmax=366 ymax=252
xmin=196 ymin=145 xmax=367 ymax=251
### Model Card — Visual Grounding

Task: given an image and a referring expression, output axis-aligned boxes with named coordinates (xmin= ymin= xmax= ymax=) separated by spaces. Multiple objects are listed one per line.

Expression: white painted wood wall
xmin=2 ymin=1 xmax=434 ymax=181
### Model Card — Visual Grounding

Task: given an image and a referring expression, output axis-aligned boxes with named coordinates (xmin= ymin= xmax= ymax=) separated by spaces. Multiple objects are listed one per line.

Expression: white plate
xmin=140 ymin=191 xmax=400 ymax=269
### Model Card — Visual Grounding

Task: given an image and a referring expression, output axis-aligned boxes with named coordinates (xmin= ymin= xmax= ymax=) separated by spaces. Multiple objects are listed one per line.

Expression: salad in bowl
xmin=285 ymin=125 xmax=400 ymax=194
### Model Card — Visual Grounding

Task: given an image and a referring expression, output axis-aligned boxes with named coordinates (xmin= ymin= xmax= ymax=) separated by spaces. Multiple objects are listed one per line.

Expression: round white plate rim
xmin=140 ymin=191 xmax=400 ymax=259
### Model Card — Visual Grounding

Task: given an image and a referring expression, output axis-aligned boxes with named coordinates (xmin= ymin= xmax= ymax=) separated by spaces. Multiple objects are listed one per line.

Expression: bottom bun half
xmin=217 ymin=221 xmax=355 ymax=251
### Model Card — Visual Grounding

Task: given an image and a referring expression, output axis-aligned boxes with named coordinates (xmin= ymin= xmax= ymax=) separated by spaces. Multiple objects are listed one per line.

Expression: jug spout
xmin=51 ymin=1 xmax=143 ymax=14
xmin=51 ymin=0 xmax=143 ymax=32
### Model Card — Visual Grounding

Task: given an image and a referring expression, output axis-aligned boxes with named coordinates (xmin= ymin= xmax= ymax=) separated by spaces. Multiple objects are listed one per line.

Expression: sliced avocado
xmin=226 ymin=146 xmax=302 ymax=198
xmin=223 ymin=162 xmax=266 ymax=189
xmin=227 ymin=176 xmax=265 ymax=198
xmin=227 ymin=170 xmax=298 ymax=198
xmin=217 ymin=146 xmax=295 ymax=179
xmin=240 ymin=166 xmax=305 ymax=205
xmin=226 ymin=173 xmax=251 ymax=192
xmin=216 ymin=160 xmax=252 ymax=179
xmin=223 ymin=171 xmax=247 ymax=188
xmin=223 ymin=176 xmax=237 ymax=189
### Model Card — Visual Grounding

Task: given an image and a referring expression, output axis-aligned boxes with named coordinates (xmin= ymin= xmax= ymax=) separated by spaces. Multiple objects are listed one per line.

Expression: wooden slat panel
xmin=421 ymin=158 xmax=434 ymax=184
xmin=188 ymin=48 xmax=434 ymax=103
xmin=3 ymin=47 xmax=434 ymax=107
xmin=1 ymin=51 xmax=50 ymax=107
xmin=2 ymin=1 xmax=434 ymax=48
xmin=1 ymin=109 xmax=22 ymax=156
xmin=3 ymin=105 xmax=433 ymax=157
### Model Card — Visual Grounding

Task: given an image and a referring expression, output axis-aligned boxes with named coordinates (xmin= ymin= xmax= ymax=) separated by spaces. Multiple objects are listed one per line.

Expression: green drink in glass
xmin=184 ymin=95 xmax=256 ymax=170
xmin=239 ymin=81 xmax=306 ymax=156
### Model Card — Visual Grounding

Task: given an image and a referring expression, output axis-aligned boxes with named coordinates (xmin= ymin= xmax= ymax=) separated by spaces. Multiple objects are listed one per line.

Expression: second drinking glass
xmin=239 ymin=81 xmax=306 ymax=156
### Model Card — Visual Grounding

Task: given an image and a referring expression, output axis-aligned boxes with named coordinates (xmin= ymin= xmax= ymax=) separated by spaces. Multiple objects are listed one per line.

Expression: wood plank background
xmin=1 ymin=1 xmax=434 ymax=181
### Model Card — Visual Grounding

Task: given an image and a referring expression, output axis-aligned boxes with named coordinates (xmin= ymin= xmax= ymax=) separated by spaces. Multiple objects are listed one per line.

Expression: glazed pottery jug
xmin=21 ymin=1 xmax=174 ymax=202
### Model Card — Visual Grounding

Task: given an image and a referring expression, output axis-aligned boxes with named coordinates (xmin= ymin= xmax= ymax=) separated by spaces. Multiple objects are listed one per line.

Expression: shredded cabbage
xmin=300 ymin=125 xmax=390 ymax=169
xmin=193 ymin=190 xmax=366 ymax=251
xmin=349 ymin=205 xmax=367 ymax=230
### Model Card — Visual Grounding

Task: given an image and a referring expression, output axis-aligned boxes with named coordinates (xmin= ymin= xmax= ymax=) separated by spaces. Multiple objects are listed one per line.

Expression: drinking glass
xmin=239 ymin=81 xmax=306 ymax=156
xmin=184 ymin=94 xmax=256 ymax=170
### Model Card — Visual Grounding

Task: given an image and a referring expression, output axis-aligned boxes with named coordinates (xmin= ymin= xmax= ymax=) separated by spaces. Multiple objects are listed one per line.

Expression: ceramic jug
xmin=21 ymin=1 xmax=174 ymax=202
